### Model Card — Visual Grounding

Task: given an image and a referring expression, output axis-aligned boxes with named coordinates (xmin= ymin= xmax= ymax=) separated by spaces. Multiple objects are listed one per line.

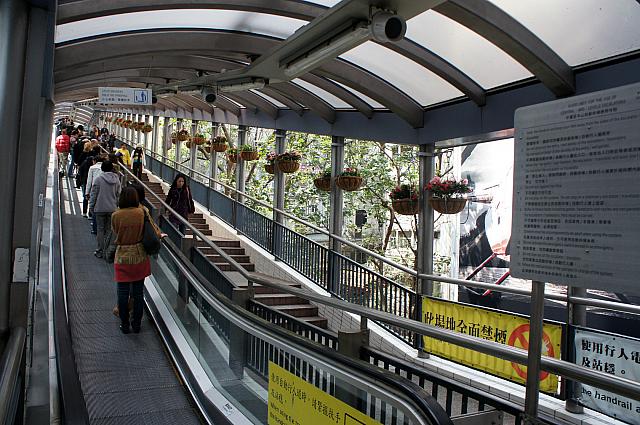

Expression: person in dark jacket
xmin=165 ymin=173 xmax=195 ymax=234
xmin=77 ymin=156 xmax=96 ymax=216
xmin=132 ymin=146 xmax=144 ymax=179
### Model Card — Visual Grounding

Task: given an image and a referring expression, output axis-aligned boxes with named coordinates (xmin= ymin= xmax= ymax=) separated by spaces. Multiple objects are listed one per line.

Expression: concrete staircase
xmin=139 ymin=172 xmax=328 ymax=329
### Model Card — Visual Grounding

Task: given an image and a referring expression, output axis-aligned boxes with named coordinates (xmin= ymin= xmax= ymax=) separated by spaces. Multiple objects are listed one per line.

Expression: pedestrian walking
xmin=165 ymin=173 xmax=195 ymax=234
xmin=89 ymin=161 xmax=121 ymax=258
xmin=55 ymin=129 xmax=71 ymax=176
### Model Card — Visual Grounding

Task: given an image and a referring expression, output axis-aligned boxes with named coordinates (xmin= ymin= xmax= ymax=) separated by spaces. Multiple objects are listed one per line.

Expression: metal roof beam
xmin=270 ymin=82 xmax=336 ymax=124
xmin=434 ymin=0 xmax=575 ymax=96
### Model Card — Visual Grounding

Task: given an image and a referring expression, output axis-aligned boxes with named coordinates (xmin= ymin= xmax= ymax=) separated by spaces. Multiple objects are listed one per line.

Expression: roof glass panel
xmin=340 ymin=41 xmax=463 ymax=106
xmin=406 ymin=11 xmax=532 ymax=89
xmin=292 ymin=79 xmax=351 ymax=108
xmin=301 ymin=0 xmax=339 ymax=7
xmin=55 ymin=10 xmax=305 ymax=43
xmin=488 ymin=0 xmax=640 ymax=66
xmin=329 ymin=79 xmax=384 ymax=108
xmin=250 ymin=90 xmax=287 ymax=108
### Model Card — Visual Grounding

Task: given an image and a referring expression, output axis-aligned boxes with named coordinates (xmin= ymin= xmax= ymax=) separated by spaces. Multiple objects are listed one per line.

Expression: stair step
xmin=197 ymin=246 xmax=245 ymax=256
xmin=205 ymin=254 xmax=251 ymax=264
xmin=273 ymin=304 xmax=318 ymax=317
xmin=254 ymin=293 xmax=307 ymax=306
xmin=192 ymin=213 xmax=203 ymax=219
xmin=251 ymin=283 xmax=301 ymax=294
xmin=217 ymin=263 xmax=254 ymax=272
xmin=196 ymin=239 xmax=240 ymax=248
xmin=297 ymin=316 xmax=328 ymax=328
xmin=189 ymin=217 xmax=206 ymax=224
xmin=186 ymin=228 xmax=212 ymax=236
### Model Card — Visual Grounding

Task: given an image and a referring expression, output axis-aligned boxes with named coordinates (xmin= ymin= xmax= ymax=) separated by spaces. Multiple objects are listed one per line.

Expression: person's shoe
xmin=132 ymin=325 xmax=141 ymax=334
xmin=120 ymin=324 xmax=130 ymax=334
xmin=94 ymin=250 xmax=103 ymax=258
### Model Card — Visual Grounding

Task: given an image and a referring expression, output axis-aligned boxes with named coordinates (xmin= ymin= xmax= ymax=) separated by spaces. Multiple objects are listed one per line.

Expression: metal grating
xmin=59 ymin=177 xmax=202 ymax=424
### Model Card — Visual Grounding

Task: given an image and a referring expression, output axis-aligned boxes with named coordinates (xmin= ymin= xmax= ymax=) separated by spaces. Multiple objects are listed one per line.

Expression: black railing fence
xmin=143 ymin=149 xmax=417 ymax=346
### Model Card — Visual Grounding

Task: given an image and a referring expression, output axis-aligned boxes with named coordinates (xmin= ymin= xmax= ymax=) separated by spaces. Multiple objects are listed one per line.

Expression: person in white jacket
xmin=86 ymin=155 xmax=106 ymax=234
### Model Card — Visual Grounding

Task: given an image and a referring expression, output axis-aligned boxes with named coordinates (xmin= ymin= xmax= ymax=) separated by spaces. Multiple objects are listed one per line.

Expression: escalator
xmin=51 ymin=157 xmax=453 ymax=424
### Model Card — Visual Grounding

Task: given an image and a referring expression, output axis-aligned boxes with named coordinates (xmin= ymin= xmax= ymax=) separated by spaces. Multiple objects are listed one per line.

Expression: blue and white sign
xmin=575 ymin=328 xmax=640 ymax=424
xmin=98 ymin=87 xmax=152 ymax=105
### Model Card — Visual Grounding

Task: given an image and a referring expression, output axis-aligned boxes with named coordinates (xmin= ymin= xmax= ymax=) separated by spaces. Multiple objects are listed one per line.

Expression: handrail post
xmin=329 ymin=136 xmax=344 ymax=294
xmin=416 ymin=143 xmax=435 ymax=355
xmin=337 ymin=329 xmax=369 ymax=410
xmin=565 ymin=286 xmax=586 ymax=413
xmin=523 ymin=281 xmax=546 ymax=423
xmin=229 ymin=288 xmax=250 ymax=378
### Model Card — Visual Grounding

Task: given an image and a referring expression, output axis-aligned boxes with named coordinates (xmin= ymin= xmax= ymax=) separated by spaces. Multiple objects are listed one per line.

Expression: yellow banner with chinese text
xmin=268 ymin=361 xmax=381 ymax=425
xmin=422 ymin=297 xmax=562 ymax=393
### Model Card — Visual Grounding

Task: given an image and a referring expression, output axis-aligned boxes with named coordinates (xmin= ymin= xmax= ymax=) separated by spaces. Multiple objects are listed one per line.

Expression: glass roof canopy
xmin=53 ymin=0 xmax=640 ymax=144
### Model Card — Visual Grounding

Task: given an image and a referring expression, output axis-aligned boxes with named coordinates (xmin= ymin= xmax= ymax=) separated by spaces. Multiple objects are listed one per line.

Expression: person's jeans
xmin=82 ymin=187 xmax=88 ymax=215
xmin=68 ymin=154 xmax=75 ymax=176
xmin=117 ymin=280 xmax=144 ymax=329
xmin=57 ymin=152 xmax=68 ymax=174
xmin=132 ymin=162 xmax=142 ymax=179
xmin=95 ymin=212 xmax=112 ymax=253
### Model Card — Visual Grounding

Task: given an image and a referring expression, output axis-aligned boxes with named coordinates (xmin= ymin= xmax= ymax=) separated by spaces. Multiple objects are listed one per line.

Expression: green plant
xmin=214 ymin=135 xmax=227 ymax=144
xmin=227 ymin=147 xmax=238 ymax=155
xmin=339 ymin=167 xmax=360 ymax=177
xmin=425 ymin=176 xmax=471 ymax=199
xmin=277 ymin=150 xmax=302 ymax=162
xmin=316 ymin=168 xmax=332 ymax=179
xmin=240 ymin=144 xmax=256 ymax=152
xmin=389 ymin=184 xmax=419 ymax=201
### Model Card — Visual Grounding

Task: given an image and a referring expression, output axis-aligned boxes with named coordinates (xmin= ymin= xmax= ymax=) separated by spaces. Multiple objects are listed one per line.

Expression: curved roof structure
xmin=54 ymin=0 xmax=640 ymax=143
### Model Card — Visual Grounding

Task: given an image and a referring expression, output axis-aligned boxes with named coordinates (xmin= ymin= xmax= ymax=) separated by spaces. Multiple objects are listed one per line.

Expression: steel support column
xmin=0 ymin=0 xmax=29 ymax=346
xmin=236 ymin=125 xmax=247 ymax=203
xmin=273 ymin=129 xmax=286 ymax=224
xmin=524 ymin=281 xmax=546 ymax=422
xmin=328 ymin=136 xmax=344 ymax=295
xmin=151 ymin=115 xmax=159 ymax=155
xmin=209 ymin=123 xmax=219 ymax=190
xmin=162 ymin=118 xmax=171 ymax=159
xmin=189 ymin=120 xmax=198 ymax=178
xmin=175 ymin=118 xmax=182 ymax=168
xmin=416 ymin=143 xmax=436 ymax=354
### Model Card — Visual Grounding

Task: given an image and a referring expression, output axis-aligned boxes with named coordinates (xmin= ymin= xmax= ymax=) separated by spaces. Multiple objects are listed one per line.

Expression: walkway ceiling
xmin=54 ymin=0 xmax=640 ymax=144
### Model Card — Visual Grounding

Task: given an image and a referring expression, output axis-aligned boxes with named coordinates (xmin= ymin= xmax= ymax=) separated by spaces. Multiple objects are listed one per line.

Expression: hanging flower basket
xmin=136 ymin=122 xmax=146 ymax=131
xmin=392 ymin=199 xmax=421 ymax=215
xmin=177 ymin=129 xmax=190 ymax=141
xmin=227 ymin=148 xmax=238 ymax=163
xmin=313 ymin=177 xmax=331 ymax=192
xmin=265 ymin=164 xmax=275 ymax=174
xmin=337 ymin=176 xmax=362 ymax=191
xmin=141 ymin=124 xmax=153 ymax=133
xmin=210 ymin=142 xmax=227 ymax=152
xmin=277 ymin=160 xmax=300 ymax=174
xmin=429 ymin=198 xmax=467 ymax=214
xmin=192 ymin=134 xmax=206 ymax=145
xmin=239 ymin=145 xmax=259 ymax=161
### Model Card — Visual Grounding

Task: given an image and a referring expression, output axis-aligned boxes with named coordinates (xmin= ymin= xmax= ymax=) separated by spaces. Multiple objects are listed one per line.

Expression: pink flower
xmin=430 ymin=176 xmax=441 ymax=184
xmin=462 ymin=178 xmax=469 ymax=185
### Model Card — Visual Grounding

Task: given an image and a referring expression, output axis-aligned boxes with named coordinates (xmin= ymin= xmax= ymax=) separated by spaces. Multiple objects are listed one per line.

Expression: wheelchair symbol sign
xmin=133 ymin=89 xmax=149 ymax=104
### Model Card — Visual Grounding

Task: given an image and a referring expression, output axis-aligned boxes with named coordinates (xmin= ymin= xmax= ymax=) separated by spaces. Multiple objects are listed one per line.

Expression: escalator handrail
xmin=161 ymin=237 xmax=454 ymax=425
xmin=51 ymin=161 xmax=90 ymax=424
xmin=0 ymin=327 xmax=25 ymax=424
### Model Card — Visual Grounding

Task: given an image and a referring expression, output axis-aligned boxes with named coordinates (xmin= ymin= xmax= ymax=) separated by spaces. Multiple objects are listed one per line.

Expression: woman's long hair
xmin=169 ymin=173 xmax=190 ymax=191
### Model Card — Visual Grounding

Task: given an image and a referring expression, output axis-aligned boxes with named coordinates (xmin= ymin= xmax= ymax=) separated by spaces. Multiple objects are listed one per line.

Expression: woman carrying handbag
xmin=110 ymin=187 xmax=162 ymax=334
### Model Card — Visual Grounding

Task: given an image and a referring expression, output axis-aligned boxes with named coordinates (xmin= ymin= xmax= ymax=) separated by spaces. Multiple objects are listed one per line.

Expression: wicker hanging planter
xmin=336 ymin=175 xmax=363 ymax=192
xmin=392 ymin=199 xmax=421 ymax=216
xmin=240 ymin=150 xmax=259 ymax=161
xmin=210 ymin=143 xmax=227 ymax=153
xmin=177 ymin=130 xmax=190 ymax=141
xmin=227 ymin=154 xmax=238 ymax=163
xmin=277 ymin=160 xmax=300 ymax=174
xmin=265 ymin=164 xmax=275 ymax=174
xmin=142 ymin=124 xmax=153 ymax=133
xmin=313 ymin=177 xmax=331 ymax=192
xmin=192 ymin=136 xmax=206 ymax=145
xmin=429 ymin=198 xmax=467 ymax=214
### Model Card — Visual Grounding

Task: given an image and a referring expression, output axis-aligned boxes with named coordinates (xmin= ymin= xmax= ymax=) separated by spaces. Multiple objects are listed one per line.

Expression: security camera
xmin=152 ymin=96 xmax=158 ymax=104
xmin=371 ymin=11 xmax=406 ymax=43
xmin=201 ymin=87 xmax=217 ymax=104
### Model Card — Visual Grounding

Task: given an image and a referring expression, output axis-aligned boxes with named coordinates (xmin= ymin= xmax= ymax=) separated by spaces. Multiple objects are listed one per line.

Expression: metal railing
xmin=118 ymin=137 xmax=640 ymax=318
xmin=110 ymin=135 xmax=640 ymax=421
xmin=0 ymin=328 xmax=26 ymax=425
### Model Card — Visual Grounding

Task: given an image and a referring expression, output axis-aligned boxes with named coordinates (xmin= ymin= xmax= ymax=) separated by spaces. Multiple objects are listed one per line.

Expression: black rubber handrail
xmin=51 ymin=165 xmax=90 ymax=425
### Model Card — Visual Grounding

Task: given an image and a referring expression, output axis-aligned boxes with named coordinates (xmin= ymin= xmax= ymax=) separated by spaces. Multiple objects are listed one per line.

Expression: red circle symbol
xmin=507 ymin=324 xmax=555 ymax=381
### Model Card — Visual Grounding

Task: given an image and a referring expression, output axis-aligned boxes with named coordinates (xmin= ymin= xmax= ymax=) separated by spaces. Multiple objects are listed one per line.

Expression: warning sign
xmin=268 ymin=362 xmax=380 ymax=425
xmin=422 ymin=297 xmax=562 ymax=392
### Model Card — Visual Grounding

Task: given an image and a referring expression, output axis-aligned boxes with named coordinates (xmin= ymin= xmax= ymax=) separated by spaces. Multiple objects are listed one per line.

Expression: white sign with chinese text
xmin=511 ymin=82 xmax=640 ymax=291
xmin=98 ymin=87 xmax=152 ymax=105
xmin=575 ymin=328 xmax=640 ymax=424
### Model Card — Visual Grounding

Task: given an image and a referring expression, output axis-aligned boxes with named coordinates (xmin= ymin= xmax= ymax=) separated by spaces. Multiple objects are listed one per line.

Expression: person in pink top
xmin=55 ymin=129 xmax=71 ymax=176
